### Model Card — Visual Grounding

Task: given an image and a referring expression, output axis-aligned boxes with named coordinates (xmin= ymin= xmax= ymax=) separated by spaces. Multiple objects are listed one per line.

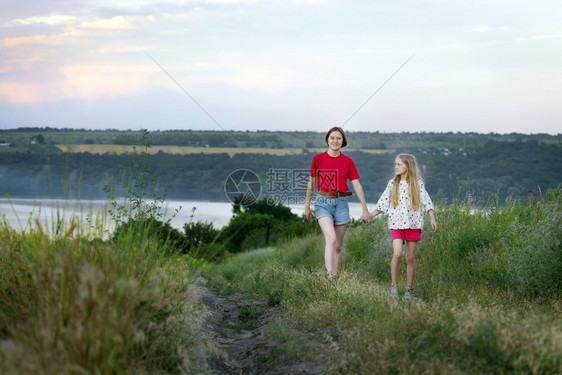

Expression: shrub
xmin=113 ymin=217 xmax=187 ymax=253
xmin=183 ymin=220 xmax=219 ymax=250
xmin=218 ymin=213 xmax=279 ymax=253
xmin=219 ymin=198 xmax=319 ymax=255
xmin=280 ymin=214 xmax=321 ymax=239
xmin=231 ymin=196 xmax=298 ymax=222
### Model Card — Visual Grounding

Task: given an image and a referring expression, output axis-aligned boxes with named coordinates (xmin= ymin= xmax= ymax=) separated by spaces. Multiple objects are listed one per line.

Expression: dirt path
xmin=201 ymin=287 xmax=331 ymax=375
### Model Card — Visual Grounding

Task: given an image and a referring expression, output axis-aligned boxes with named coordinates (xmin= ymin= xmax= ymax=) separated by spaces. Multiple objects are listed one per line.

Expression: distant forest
xmin=0 ymin=128 xmax=560 ymax=204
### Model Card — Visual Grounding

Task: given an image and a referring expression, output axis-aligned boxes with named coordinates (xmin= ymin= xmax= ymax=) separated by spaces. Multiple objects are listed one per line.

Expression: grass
xmin=1 ymin=130 xmax=223 ymax=374
xmin=54 ymin=144 xmax=394 ymax=156
xmin=205 ymin=189 xmax=562 ymax=374
xmin=0 ymin=215 xmax=212 ymax=374
xmin=2 ymin=147 xmax=559 ymax=375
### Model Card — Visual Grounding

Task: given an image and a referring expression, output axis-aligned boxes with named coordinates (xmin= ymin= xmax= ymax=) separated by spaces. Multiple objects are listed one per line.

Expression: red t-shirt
xmin=309 ymin=151 xmax=360 ymax=192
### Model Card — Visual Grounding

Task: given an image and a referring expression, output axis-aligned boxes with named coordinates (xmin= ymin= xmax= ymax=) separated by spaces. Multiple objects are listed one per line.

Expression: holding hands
xmin=360 ymin=209 xmax=371 ymax=224
xmin=361 ymin=208 xmax=438 ymax=234
xmin=361 ymin=209 xmax=382 ymax=225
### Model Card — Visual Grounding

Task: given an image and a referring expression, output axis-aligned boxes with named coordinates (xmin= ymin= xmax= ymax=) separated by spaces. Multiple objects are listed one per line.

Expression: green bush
xmin=280 ymin=214 xmax=321 ymax=239
xmin=183 ymin=220 xmax=218 ymax=249
xmin=113 ymin=217 xmax=187 ymax=253
xmin=218 ymin=213 xmax=279 ymax=253
xmin=212 ymin=198 xmax=319 ymax=257
xmin=232 ymin=196 xmax=298 ymax=222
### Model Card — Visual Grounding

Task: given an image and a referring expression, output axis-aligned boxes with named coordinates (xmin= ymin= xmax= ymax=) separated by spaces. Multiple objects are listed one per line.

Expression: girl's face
xmin=395 ymin=157 xmax=408 ymax=178
xmin=327 ymin=131 xmax=343 ymax=151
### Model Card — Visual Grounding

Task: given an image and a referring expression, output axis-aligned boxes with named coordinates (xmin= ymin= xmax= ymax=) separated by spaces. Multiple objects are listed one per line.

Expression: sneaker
xmin=389 ymin=283 xmax=398 ymax=296
xmin=404 ymin=287 xmax=413 ymax=299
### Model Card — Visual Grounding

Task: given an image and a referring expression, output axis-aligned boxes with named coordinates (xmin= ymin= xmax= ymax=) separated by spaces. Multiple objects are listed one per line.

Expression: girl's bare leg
xmin=333 ymin=224 xmax=347 ymax=275
xmin=391 ymin=239 xmax=404 ymax=285
xmin=406 ymin=241 xmax=418 ymax=288
xmin=318 ymin=217 xmax=337 ymax=275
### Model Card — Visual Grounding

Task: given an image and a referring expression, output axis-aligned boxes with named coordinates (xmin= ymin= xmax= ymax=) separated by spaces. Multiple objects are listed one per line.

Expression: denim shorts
xmin=314 ymin=194 xmax=350 ymax=225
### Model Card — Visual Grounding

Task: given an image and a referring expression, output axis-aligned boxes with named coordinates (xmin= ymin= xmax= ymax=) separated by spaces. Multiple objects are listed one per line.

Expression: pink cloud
xmin=0 ymin=82 xmax=74 ymax=104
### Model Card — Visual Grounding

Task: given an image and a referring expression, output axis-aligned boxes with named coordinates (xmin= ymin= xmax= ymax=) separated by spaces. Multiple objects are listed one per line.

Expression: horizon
xmin=0 ymin=126 xmax=560 ymax=136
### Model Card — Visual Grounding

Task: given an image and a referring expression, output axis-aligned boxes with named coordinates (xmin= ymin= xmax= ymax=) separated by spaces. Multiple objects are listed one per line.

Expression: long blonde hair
xmin=390 ymin=153 xmax=421 ymax=211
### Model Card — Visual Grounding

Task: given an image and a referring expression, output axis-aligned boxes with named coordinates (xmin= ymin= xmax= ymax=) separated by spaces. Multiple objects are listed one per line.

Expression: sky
xmin=0 ymin=0 xmax=561 ymax=135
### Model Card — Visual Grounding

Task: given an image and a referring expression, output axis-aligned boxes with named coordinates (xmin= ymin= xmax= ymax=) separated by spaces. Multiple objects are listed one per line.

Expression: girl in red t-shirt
xmin=305 ymin=127 xmax=370 ymax=277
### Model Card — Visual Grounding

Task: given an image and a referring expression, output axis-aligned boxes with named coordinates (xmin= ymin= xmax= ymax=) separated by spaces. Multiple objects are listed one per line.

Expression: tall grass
xmin=0 ymin=131 xmax=214 ymax=374
xmin=0 ymin=130 xmax=214 ymax=374
xmin=206 ymin=188 xmax=562 ymax=374
xmin=345 ymin=188 xmax=562 ymax=299
xmin=421 ymin=188 xmax=561 ymax=298
xmin=0 ymin=218 xmax=210 ymax=374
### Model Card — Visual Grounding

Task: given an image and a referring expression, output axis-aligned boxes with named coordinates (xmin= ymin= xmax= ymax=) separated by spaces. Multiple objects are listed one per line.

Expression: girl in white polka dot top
xmin=366 ymin=153 xmax=437 ymax=298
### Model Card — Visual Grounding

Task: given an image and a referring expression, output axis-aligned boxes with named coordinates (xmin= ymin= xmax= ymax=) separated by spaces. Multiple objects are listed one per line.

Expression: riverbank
xmin=0 ymin=197 xmax=376 ymax=233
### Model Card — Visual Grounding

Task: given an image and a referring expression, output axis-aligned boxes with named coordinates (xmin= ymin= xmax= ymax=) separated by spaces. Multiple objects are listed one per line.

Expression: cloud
xmin=1 ymin=29 xmax=82 ymax=47
xmin=229 ymin=62 xmax=291 ymax=91
xmin=529 ymin=34 xmax=562 ymax=40
xmin=0 ymin=63 xmax=157 ymax=104
xmin=516 ymin=34 xmax=562 ymax=42
xmin=467 ymin=25 xmax=508 ymax=33
xmin=0 ymin=83 xmax=42 ymax=104
xmin=6 ymin=14 xmax=76 ymax=26
xmin=99 ymin=46 xmax=151 ymax=54
xmin=202 ymin=0 xmax=260 ymax=4
xmin=160 ymin=59 xmax=293 ymax=91
xmin=80 ymin=16 xmax=134 ymax=29
xmin=0 ymin=81 xmax=75 ymax=104
xmin=60 ymin=64 xmax=156 ymax=99
xmin=3 ymin=34 xmax=60 ymax=47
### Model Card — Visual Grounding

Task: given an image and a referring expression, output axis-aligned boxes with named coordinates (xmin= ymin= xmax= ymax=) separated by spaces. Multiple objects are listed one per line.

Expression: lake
xmin=0 ymin=198 xmax=374 ymax=234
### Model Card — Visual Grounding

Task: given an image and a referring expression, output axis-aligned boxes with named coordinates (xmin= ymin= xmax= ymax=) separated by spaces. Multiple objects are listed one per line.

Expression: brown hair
xmin=325 ymin=126 xmax=348 ymax=148
xmin=390 ymin=153 xmax=421 ymax=211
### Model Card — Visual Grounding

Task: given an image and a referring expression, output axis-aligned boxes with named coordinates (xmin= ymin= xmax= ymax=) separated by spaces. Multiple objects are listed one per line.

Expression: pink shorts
xmin=391 ymin=229 xmax=422 ymax=243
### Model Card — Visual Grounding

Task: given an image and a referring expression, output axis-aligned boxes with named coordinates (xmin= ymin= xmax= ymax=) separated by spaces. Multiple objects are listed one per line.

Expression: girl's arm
xmin=369 ymin=209 xmax=383 ymax=221
xmin=419 ymin=180 xmax=437 ymax=232
xmin=351 ymin=179 xmax=370 ymax=223
xmin=427 ymin=209 xmax=438 ymax=232
xmin=304 ymin=176 xmax=316 ymax=222
xmin=367 ymin=179 xmax=392 ymax=223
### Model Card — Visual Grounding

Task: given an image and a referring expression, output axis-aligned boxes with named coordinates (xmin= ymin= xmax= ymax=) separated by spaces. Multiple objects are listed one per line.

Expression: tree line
xmin=1 ymin=128 xmax=559 ymax=150
xmin=1 ymin=138 xmax=560 ymax=203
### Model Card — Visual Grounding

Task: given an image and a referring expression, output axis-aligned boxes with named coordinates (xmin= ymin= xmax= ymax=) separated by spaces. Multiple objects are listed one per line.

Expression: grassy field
xmin=55 ymin=144 xmax=394 ymax=156
xmin=2 ymin=188 xmax=560 ymax=374
xmin=205 ymin=190 xmax=562 ymax=374
xmin=0 ymin=214 xmax=212 ymax=374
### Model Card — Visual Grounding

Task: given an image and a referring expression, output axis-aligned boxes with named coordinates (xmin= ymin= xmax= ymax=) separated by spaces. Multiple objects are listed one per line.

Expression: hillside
xmin=0 ymin=129 xmax=560 ymax=203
